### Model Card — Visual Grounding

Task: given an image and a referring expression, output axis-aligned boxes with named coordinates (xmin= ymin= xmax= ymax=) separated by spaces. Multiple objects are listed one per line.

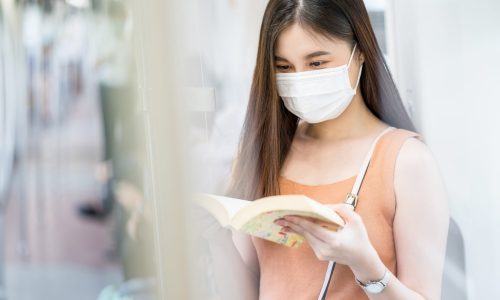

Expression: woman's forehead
xmin=274 ymin=24 xmax=348 ymax=59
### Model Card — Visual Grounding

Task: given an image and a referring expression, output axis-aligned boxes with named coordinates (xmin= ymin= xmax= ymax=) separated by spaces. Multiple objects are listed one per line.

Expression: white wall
xmin=390 ymin=0 xmax=500 ymax=298
xmin=185 ymin=0 xmax=269 ymax=194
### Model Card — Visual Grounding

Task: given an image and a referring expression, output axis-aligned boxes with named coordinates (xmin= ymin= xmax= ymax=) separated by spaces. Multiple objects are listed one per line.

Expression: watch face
xmin=366 ymin=282 xmax=385 ymax=294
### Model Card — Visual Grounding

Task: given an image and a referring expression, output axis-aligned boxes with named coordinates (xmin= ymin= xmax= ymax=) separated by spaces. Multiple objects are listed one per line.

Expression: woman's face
xmin=274 ymin=23 xmax=364 ymax=87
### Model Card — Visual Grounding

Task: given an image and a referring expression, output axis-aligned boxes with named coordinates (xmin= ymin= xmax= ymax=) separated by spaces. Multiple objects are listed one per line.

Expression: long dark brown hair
xmin=226 ymin=0 xmax=416 ymax=200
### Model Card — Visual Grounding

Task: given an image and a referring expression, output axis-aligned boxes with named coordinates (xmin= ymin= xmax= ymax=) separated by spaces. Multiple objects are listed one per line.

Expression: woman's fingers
xmin=327 ymin=203 xmax=360 ymax=224
xmin=282 ymin=220 xmax=329 ymax=257
xmin=302 ymin=231 xmax=332 ymax=261
xmin=282 ymin=216 xmax=336 ymax=242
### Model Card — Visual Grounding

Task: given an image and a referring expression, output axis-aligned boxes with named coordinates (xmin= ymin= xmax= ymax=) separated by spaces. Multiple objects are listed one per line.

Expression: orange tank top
xmin=252 ymin=128 xmax=422 ymax=300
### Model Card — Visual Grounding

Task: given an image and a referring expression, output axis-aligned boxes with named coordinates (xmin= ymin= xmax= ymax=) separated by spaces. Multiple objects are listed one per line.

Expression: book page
xmin=231 ymin=195 xmax=344 ymax=247
xmin=209 ymin=195 xmax=250 ymax=219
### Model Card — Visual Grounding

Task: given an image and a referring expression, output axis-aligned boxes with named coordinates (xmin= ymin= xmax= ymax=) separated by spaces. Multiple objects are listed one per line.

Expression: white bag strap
xmin=344 ymin=126 xmax=395 ymax=208
xmin=317 ymin=126 xmax=395 ymax=300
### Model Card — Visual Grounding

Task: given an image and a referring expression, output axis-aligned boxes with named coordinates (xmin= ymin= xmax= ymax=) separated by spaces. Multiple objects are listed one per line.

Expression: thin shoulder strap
xmin=317 ymin=126 xmax=395 ymax=300
xmin=344 ymin=126 xmax=395 ymax=208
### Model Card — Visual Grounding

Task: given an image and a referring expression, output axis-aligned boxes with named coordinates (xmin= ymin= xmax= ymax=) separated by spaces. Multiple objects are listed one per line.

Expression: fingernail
xmin=275 ymin=220 xmax=286 ymax=226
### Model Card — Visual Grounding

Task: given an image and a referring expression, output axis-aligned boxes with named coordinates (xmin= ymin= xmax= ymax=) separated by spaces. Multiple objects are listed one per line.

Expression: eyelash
xmin=310 ymin=61 xmax=324 ymax=67
xmin=275 ymin=61 xmax=327 ymax=71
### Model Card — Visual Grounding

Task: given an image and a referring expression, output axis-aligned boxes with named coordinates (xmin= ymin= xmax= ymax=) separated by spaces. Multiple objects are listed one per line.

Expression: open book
xmin=195 ymin=193 xmax=345 ymax=248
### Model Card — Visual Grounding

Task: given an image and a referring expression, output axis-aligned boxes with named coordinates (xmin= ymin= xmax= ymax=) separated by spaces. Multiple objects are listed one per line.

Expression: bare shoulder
xmin=394 ymin=136 xmax=449 ymax=214
xmin=395 ymin=136 xmax=437 ymax=180
xmin=397 ymin=136 xmax=434 ymax=166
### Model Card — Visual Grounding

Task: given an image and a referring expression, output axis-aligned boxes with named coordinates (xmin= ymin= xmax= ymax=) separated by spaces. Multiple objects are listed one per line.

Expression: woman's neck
xmin=301 ymin=94 xmax=386 ymax=142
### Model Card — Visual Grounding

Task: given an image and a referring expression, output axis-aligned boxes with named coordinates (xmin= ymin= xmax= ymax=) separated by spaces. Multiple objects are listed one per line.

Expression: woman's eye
xmin=310 ymin=61 xmax=324 ymax=67
xmin=276 ymin=65 xmax=290 ymax=71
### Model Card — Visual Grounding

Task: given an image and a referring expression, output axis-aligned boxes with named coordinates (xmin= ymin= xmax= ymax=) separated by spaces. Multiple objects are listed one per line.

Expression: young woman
xmin=215 ymin=0 xmax=449 ymax=299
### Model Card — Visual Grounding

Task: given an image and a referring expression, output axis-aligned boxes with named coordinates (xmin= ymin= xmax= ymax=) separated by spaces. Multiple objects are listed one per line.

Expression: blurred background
xmin=0 ymin=0 xmax=499 ymax=299
xmin=0 ymin=0 xmax=155 ymax=299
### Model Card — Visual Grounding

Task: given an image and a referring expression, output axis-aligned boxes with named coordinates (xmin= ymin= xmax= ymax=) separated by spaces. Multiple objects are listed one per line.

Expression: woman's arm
xmin=276 ymin=137 xmax=449 ymax=299
xmin=346 ymin=137 xmax=449 ymax=300
xmin=206 ymin=229 xmax=260 ymax=300
xmin=232 ymin=230 xmax=260 ymax=276
xmin=194 ymin=205 xmax=259 ymax=300
xmin=390 ymin=137 xmax=449 ymax=299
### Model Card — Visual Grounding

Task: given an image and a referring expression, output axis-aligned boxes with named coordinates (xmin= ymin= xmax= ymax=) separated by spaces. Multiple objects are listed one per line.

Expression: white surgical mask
xmin=276 ymin=44 xmax=363 ymax=123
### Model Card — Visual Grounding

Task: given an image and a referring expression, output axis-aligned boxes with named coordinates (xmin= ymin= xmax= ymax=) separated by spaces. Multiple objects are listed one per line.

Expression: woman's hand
xmin=275 ymin=203 xmax=386 ymax=282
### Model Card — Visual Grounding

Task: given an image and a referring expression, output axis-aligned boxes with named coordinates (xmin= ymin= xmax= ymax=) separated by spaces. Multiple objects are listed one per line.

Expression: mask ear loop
xmin=353 ymin=64 xmax=363 ymax=94
xmin=346 ymin=43 xmax=358 ymax=69
xmin=347 ymin=43 xmax=363 ymax=94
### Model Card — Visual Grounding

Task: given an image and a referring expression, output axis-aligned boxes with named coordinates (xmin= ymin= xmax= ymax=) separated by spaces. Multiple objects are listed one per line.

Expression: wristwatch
xmin=355 ymin=268 xmax=391 ymax=294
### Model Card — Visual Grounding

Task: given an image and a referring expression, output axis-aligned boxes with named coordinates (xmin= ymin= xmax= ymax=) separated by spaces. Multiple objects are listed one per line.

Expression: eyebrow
xmin=274 ymin=50 xmax=332 ymax=62
xmin=305 ymin=51 xmax=331 ymax=59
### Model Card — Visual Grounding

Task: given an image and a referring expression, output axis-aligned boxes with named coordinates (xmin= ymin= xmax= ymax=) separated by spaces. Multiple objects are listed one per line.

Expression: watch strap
xmin=355 ymin=268 xmax=391 ymax=293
